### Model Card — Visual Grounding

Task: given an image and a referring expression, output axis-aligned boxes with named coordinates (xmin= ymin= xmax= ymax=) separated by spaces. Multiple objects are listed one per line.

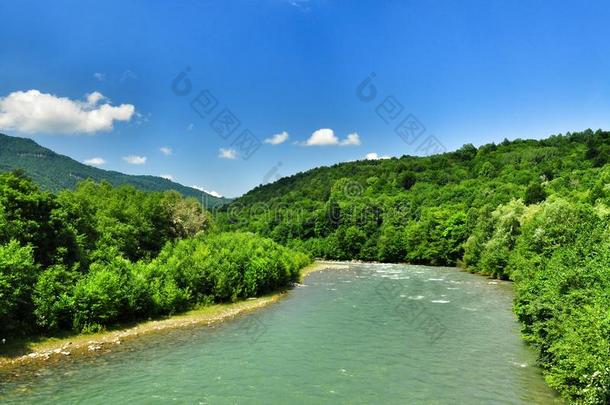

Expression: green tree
xmin=524 ymin=182 xmax=546 ymax=205
xmin=0 ymin=241 xmax=38 ymax=335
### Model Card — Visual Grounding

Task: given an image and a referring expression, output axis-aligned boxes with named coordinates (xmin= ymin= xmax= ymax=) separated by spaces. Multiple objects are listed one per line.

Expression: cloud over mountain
xmin=301 ymin=129 xmax=361 ymax=146
xmin=83 ymin=157 xmax=106 ymax=166
xmin=123 ymin=155 xmax=147 ymax=165
xmin=0 ymin=89 xmax=135 ymax=134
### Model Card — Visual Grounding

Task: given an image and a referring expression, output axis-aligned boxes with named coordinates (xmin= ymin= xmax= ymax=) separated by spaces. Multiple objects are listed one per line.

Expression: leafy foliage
xmin=2 ymin=128 xmax=609 ymax=402
xmin=218 ymin=129 xmax=610 ymax=402
xmin=0 ymin=173 xmax=310 ymax=339
xmin=0 ymin=241 xmax=38 ymax=335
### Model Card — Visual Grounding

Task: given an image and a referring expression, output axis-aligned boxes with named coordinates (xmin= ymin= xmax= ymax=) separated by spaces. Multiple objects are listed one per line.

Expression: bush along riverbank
xmin=464 ymin=198 xmax=610 ymax=404
xmin=0 ymin=172 xmax=311 ymax=355
xmin=32 ymin=232 xmax=311 ymax=335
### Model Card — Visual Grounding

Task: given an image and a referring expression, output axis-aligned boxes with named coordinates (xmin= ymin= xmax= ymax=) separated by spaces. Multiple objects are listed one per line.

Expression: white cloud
xmin=289 ymin=0 xmax=310 ymax=11
xmin=134 ymin=111 xmax=151 ymax=126
xmin=123 ymin=155 xmax=147 ymax=165
xmin=341 ymin=132 xmax=361 ymax=146
xmin=0 ymin=89 xmax=135 ymax=134
xmin=191 ymin=185 xmax=223 ymax=198
xmin=160 ymin=174 xmax=173 ymax=181
xmin=303 ymin=128 xmax=337 ymax=146
xmin=160 ymin=146 xmax=172 ymax=156
xmin=365 ymin=152 xmax=391 ymax=160
xmin=264 ymin=131 xmax=289 ymax=145
xmin=83 ymin=157 xmax=106 ymax=166
xmin=207 ymin=190 xmax=222 ymax=198
xmin=121 ymin=70 xmax=138 ymax=82
xmin=300 ymin=129 xmax=361 ymax=146
xmin=86 ymin=91 xmax=106 ymax=106
xmin=218 ymin=148 xmax=237 ymax=159
xmin=93 ymin=72 xmax=106 ymax=81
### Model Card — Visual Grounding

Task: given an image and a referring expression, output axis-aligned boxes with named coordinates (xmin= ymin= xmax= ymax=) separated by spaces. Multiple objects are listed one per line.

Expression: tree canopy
xmin=217 ymin=129 xmax=610 ymax=403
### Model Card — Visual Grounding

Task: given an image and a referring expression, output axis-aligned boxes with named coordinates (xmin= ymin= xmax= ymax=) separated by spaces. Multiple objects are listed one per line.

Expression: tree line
xmin=217 ymin=129 xmax=610 ymax=403
xmin=1 ymin=129 xmax=608 ymax=402
xmin=0 ymin=172 xmax=310 ymax=337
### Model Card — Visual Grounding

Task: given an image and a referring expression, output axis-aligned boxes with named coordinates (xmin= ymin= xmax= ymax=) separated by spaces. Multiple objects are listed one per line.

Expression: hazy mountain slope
xmin=0 ymin=133 xmax=230 ymax=207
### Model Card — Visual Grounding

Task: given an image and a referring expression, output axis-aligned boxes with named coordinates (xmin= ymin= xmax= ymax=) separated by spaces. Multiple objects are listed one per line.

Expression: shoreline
xmin=0 ymin=261 xmax=340 ymax=375
xmin=299 ymin=260 xmax=350 ymax=282
xmin=0 ymin=294 xmax=284 ymax=375
xmin=0 ymin=260 xmax=483 ymax=377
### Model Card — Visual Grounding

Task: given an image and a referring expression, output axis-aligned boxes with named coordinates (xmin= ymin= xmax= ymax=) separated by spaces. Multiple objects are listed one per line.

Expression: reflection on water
xmin=0 ymin=263 xmax=561 ymax=404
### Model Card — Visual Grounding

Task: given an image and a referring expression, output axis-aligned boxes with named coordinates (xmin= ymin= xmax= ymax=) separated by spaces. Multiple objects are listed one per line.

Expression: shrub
xmin=147 ymin=232 xmax=311 ymax=305
xmin=33 ymin=264 xmax=80 ymax=331
xmin=524 ymin=182 xmax=546 ymax=205
xmin=72 ymin=257 xmax=147 ymax=331
xmin=477 ymin=200 xmax=525 ymax=278
xmin=0 ymin=241 xmax=38 ymax=335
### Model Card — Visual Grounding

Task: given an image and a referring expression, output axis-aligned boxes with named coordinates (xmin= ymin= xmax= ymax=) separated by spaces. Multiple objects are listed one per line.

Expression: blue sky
xmin=1 ymin=0 xmax=610 ymax=197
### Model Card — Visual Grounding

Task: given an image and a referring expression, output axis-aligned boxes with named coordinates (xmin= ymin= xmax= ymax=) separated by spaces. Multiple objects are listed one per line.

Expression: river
xmin=0 ymin=262 xmax=560 ymax=404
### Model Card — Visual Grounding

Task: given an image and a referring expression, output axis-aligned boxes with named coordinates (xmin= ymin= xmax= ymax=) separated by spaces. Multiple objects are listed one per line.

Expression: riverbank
xmin=0 ymin=261 xmax=341 ymax=374
xmin=0 ymin=295 xmax=283 ymax=374
xmin=299 ymin=260 xmax=350 ymax=281
xmin=1 ymin=261 xmax=558 ymax=404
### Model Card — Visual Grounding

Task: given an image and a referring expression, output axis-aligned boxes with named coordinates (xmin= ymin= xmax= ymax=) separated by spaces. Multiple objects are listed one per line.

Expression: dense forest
xmin=0 ymin=133 xmax=231 ymax=207
xmin=1 ymin=129 xmax=608 ymax=403
xmin=0 ymin=172 xmax=310 ymax=338
xmin=218 ymin=129 xmax=610 ymax=403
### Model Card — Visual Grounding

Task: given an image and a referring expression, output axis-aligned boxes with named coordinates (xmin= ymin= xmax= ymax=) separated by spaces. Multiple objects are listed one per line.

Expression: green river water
xmin=0 ymin=263 xmax=560 ymax=404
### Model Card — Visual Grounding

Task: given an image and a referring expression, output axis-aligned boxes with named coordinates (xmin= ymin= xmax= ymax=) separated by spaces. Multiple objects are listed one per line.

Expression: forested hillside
xmin=0 ymin=133 xmax=230 ymax=207
xmin=0 ymin=173 xmax=310 ymax=345
xmin=219 ymin=129 xmax=610 ymax=403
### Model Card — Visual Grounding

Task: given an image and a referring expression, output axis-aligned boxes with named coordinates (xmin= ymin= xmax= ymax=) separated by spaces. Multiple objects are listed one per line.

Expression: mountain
xmin=218 ymin=129 xmax=610 ymax=403
xmin=0 ymin=133 xmax=230 ymax=207
xmin=222 ymin=129 xmax=610 ymax=264
xmin=226 ymin=129 xmax=609 ymax=213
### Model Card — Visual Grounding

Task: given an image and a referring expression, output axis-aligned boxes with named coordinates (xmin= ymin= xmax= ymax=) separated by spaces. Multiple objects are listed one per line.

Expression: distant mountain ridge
xmin=0 ymin=133 xmax=230 ymax=207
